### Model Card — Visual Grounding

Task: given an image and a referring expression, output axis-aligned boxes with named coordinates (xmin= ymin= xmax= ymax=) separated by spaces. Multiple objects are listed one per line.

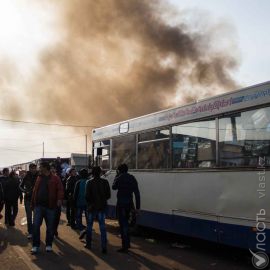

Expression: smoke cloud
xmin=0 ymin=58 xmax=23 ymax=119
xmin=27 ymin=0 xmax=240 ymax=128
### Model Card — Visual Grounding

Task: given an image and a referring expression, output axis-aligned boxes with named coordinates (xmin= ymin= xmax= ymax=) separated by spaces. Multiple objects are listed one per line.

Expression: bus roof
xmin=92 ymin=81 xmax=270 ymax=141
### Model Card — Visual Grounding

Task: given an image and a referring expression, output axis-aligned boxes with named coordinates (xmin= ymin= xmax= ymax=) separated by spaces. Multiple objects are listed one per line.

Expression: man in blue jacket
xmin=73 ymin=169 xmax=89 ymax=232
xmin=112 ymin=163 xmax=140 ymax=253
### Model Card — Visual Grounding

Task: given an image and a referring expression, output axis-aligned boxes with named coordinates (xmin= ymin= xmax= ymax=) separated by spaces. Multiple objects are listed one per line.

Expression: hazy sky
xmin=0 ymin=0 xmax=269 ymax=168
xmin=170 ymin=0 xmax=270 ymax=85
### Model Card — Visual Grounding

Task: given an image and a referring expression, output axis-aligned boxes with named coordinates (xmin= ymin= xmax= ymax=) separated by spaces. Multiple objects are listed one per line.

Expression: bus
xmin=92 ymin=81 xmax=270 ymax=252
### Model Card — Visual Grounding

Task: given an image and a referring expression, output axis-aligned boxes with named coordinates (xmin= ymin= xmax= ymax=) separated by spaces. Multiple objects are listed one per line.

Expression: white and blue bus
xmin=92 ymin=81 xmax=270 ymax=252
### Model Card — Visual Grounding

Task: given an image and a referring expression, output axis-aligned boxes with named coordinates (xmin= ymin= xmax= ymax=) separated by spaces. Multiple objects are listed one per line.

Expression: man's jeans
xmin=54 ymin=206 xmax=61 ymax=234
xmin=4 ymin=203 xmax=8 ymax=224
xmin=76 ymin=206 xmax=88 ymax=231
xmin=86 ymin=211 xmax=107 ymax=249
xmin=24 ymin=200 xmax=33 ymax=234
xmin=32 ymin=206 xmax=56 ymax=247
xmin=117 ymin=206 xmax=131 ymax=249
xmin=5 ymin=200 xmax=18 ymax=226
xmin=66 ymin=198 xmax=76 ymax=227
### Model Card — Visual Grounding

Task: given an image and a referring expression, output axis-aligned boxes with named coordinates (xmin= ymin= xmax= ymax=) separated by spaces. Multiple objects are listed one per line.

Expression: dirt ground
xmin=0 ymin=204 xmax=256 ymax=270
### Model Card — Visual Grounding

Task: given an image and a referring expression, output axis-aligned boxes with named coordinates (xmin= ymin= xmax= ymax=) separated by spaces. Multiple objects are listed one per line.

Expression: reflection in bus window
xmin=138 ymin=140 xmax=170 ymax=169
xmin=112 ymin=135 xmax=136 ymax=169
xmin=219 ymin=107 xmax=270 ymax=167
xmin=172 ymin=120 xmax=216 ymax=168
xmin=93 ymin=140 xmax=110 ymax=148
xmin=139 ymin=129 xmax=170 ymax=142
xmin=93 ymin=141 xmax=110 ymax=170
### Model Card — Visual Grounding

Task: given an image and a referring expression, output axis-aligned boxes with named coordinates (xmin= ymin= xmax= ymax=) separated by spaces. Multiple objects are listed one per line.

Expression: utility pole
xmin=42 ymin=142 xmax=44 ymax=158
xmin=85 ymin=134 xmax=88 ymax=168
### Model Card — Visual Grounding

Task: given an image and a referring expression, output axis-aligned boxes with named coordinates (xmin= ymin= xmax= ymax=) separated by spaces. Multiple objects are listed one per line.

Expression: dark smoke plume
xmin=0 ymin=58 xmax=23 ymax=119
xmin=28 ymin=0 xmax=239 ymax=128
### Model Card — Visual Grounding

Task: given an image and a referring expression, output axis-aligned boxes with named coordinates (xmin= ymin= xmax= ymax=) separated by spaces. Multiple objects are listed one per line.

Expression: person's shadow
xmin=41 ymin=224 xmax=171 ymax=270
xmin=0 ymin=225 xmax=29 ymax=254
xmin=31 ymin=237 xmax=98 ymax=270
xmin=82 ymin=227 xmax=172 ymax=270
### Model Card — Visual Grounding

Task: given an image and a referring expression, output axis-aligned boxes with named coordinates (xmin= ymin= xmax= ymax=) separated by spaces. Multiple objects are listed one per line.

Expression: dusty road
xmin=0 ymin=204 xmax=256 ymax=270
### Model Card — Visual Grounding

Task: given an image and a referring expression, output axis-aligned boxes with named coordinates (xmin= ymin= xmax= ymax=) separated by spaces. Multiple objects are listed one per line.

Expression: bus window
xmin=138 ymin=140 xmax=170 ymax=169
xmin=219 ymin=107 xmax=270 ymax=167
xmin=139 ymin=129 xmax=170 ymax=141
xmin=93 ymin=140 xmax=110 ymax=170
xmin=112 ymin=135 xmax=136 ymax=169
xmin=138 ymin=129 xmax=170 ymax=169
xmin=94 ymin=140 xmax=110 ymax=148
xmin=172 ymin=120 xmax=216 ymax=168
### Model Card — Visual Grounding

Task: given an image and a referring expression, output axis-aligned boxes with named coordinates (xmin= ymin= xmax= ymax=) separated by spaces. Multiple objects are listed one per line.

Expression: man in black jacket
xmin=5 ymin=171 xmax=22 ymax=226
xmin=20 ymin=163 xmax=38 ymax=238
xmin=85 ymin=166 xmax=111 ymax=253
xmin=65 ymin=168 xmax=78 ymax=228
xmin=112 ymin=163 xmax=140 ymax=253
xmin=0 ymin=178 xmax=4 ymax=220
xmin=0 ymin=168 xmax=10 ymax=224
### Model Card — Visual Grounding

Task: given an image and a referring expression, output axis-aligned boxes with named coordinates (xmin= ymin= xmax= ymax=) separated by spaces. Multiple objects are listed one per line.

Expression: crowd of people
xmin=0 ymin=159 xmax=140 ymax=255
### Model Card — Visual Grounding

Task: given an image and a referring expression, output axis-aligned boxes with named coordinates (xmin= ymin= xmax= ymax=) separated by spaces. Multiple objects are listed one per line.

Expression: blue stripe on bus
xmin=232 ymin=96 xmax=244 ymax=104
xmin=107 ymin=205 xmax=270 ymax=253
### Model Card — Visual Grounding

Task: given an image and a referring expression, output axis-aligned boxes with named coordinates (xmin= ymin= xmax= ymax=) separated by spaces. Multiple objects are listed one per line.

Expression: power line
xmin=45 ymin=135 xmax=85 ymax=141
xmin=0 ymin=146 xmax=86 ymax=154
xmin=0 ymin=118 xmax=99 ymax=128
xmin=9 ymin=144 xmax=43 ymax=150
xmin=0 ymin=138 xmax=37 ymax=142
xmin=0 ymin=135 xmax=84 ymax=141
xmin=0 ymin=147 xmax=41 ymax=154
xmin=47 ymin=151 xmax=86 ymax=154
